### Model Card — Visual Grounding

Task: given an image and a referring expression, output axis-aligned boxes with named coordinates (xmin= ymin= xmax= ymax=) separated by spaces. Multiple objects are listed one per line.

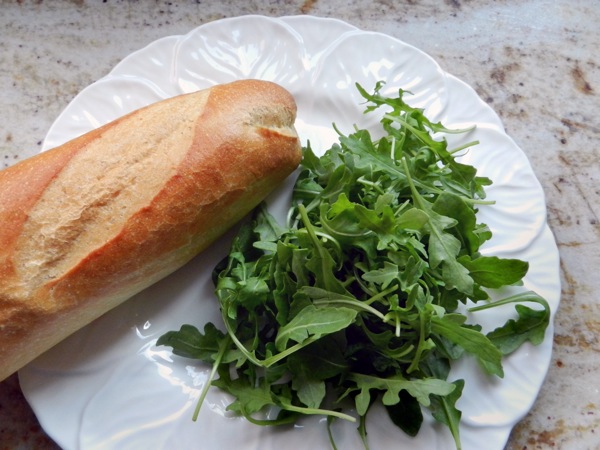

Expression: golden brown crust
xmin=0 ymin=79 xmax=301 ymax=380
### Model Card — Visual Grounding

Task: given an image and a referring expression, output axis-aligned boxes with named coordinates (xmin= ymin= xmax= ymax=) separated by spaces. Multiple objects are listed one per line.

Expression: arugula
xmin=157 ymin=82 xmax=550 ymax=449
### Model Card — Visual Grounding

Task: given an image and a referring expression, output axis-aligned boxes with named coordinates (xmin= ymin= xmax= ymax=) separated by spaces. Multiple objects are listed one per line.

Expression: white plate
xmin=19 ymin=15 xmax=560 ymax=450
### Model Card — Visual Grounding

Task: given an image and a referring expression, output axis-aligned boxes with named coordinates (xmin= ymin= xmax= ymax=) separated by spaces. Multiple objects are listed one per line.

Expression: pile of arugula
xmin=158 ymin=82 xmax=550 ymax=449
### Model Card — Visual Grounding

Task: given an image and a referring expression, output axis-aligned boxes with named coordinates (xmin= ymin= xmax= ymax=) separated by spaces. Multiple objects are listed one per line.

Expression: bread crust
xmin=0 ymin=79 xmax=301 ymax=380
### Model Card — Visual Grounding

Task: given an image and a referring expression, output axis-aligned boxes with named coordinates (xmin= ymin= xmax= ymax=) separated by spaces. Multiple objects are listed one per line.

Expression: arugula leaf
xmin=432 ymin=192 xmax=490 ymax=254
xmin=275 ymin=304 xmax=357 ymax=351
xmin=214 ymin=376 xmax=276 ymax=416
xmin=362 ymin=261 xmax=399 ymax=290
xmin=156 ymin=323 xmax=224 ymax=362
xmin=431 ymin=314 xmax=504 ymax=377
xmin=458 ymin=255 xmax=528 ymax=289
xmin=158 ymin=82 xmax=551 ymax=450
xmin=430 ymin=379 xmax=465 ymax=450
xmin=349 ymin=373 xmax=456 ymax=415
xmin=470 ymin=291 xmax=551 ymax=355
xmin=385 ymin=389 xmax=424 ymax=437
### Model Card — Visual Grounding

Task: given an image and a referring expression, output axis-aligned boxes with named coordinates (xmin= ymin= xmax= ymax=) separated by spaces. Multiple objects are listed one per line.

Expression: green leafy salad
xmin=157 ymin=82 xmax=550 ymax=449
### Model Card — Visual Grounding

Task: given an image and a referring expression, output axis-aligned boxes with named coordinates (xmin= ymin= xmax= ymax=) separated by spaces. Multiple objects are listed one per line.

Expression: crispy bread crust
xmin=0 ymin=79 xmax=301 ymax=380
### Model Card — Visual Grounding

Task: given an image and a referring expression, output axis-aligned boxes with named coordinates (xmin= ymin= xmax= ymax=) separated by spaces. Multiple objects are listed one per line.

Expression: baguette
xmin=0 ymin=79 xmax=302 ymax=381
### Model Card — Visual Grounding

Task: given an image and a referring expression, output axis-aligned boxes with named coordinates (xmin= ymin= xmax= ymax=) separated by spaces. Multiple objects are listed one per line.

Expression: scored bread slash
xmin=0 ymin=79 xmax=302 ymax=381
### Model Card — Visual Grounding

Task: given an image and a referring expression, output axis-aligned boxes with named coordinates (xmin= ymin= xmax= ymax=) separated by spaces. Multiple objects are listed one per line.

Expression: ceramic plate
xmin=19 ymin=15 xmax=560 ymax=450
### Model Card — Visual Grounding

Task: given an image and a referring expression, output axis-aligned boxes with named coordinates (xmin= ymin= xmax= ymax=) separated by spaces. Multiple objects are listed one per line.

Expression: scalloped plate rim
xmin=20 ymin=15 xmax=559 ymax=450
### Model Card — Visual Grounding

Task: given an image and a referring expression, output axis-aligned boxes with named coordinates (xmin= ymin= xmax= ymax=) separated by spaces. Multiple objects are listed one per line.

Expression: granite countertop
xmin=0 ymin=1 xmax=598 ymax=449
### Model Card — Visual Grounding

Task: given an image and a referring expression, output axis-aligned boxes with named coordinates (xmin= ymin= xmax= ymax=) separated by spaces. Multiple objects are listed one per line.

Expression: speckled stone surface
xmin=0 ymin=1 xmax=598 ymax=449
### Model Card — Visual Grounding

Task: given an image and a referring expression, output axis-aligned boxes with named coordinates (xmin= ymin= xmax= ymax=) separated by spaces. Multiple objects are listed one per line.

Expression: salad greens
xmin=157 ymin=82 xmax=550 ymax=449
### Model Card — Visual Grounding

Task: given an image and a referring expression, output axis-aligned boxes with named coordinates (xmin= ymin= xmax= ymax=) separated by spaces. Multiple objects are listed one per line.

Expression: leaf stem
xmin=262 ymin=336 xmax=320 ymax=367
xmin=192 ymin=334 xmax=232 ymax=421
xmin=357 ymin=176 xmax=385 ymax=194
xmin=221 ymin=308 xmax=263 ymax=367
xmin=313 ymin=298 xmax=387 ymax=321
xmin=407 ymin=309 xmax=428 ymax=374
xmin=401 ymin=157 xmax=424 ymax=210
xmin=448 ymin=140 xmax=479 ymax=155
xmin=364 ymin=284 xmax=398 ymax=306
xmin=281 ymin=402 xmax=357 ymax=423
xmin=468 ymin=291 xmax=549 ymax=313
